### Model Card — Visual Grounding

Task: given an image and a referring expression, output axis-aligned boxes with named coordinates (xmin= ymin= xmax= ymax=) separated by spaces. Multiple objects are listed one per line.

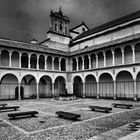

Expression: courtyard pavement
xmin=0 ymin=98 xmax=140 ymax=139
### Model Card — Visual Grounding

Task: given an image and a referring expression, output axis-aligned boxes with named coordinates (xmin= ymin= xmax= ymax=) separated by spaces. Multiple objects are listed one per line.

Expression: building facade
xmin=1 ymin=9 xmax=140 ymax=101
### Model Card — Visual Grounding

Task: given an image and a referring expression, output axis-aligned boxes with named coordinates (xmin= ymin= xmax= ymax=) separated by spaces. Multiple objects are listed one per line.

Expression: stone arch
xmin=30 ymin=54 xmax=37 ymax=69
xmin=91 ymin=53 xmax=96 ymax=68
xmin=106 ymin=50 xmax=112 ymax=67
xmin=85 ymin=74 xmax=97 ymax=98
xmin=47 ymin=56 xmax=52 ymax=70
xmin=0 ymin=74 xmax=18 ymax=100
xmin=39 ymin=55 xmax=45 ymax=69
xmin=124 ymin=45 xmax=133 ymax=64
xmin=1 ymin=50 xmax=9 ymax=66
xmin=21 ymin=74 xmax=37 ymax=99
xmin=73 ymin=76 xmax=83 ymax=97
xmin=54 ymin=57 xmax=59 ymax=70
xmin=84 ymin=55 xmax=89 ymax=69
xmin=11 ymin=51 xmax=19 ymax=67
xmin=114 ymin=48 xmax=122 ymax=65
xmin=72 ymin=58 xmax=77 ymax=71
xmin=54 ymin=76 xmax=66 ymax=97
xmin=21 ymin=52 xmax=28 ymax=68
xmin=99 ymin=73 xmax=114 ymax=99
xmin=116 ymin=71 xmax=134 ymax=99
xmin=135 ymin=43 xmax=140 ymax=63
xmin=98 ymin=52 xmax=104 ymax=68
xmin=78 ymin=57 xmax=83 ymax=70
xmin=39 ymin=75 xmax=52 ymax=98
xmin=61 ymin=58 xmax=66 ymax=71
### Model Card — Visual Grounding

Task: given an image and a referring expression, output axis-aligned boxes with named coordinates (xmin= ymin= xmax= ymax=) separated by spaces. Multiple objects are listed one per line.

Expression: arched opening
xmin=72 ymin=58 xmax=77 ymax=71
xmin=47 ymin=56 xmax=52 ymax=70
xmin=54 ymin=76 xmax=65 ymax=97
xmin=114 ymin=48 xmax=122 ymax=65
xmin=135 ymin=44 xmax=140 ymax=63
xmin=99 ymin=73 xmax=114 ymax=99
xmin=84 ymin=55 xmax=89 ymax=69
xmin=30 ymin=54 xmax=37 ymax=69
xmin=116 ymin=71 xmax=134 ymax=99
xmin=39 ymin=76 xmax=52 ymax=98
xmin=106 ymin=50 xmax=112 ymax=67
xmin=0 ymin=74 xmax=18 ymax=100
xmin=21 ymin=75 xmax=37 ymax=99
xmin=73 ymin=76 xmax=83 ymax=97
xmin=21 ymin=53 xmax=28 ymax=68
xmin=124 ymin=45 xmax=133 ymax=64
xmin=39 ymin=55 xmax=45 ymax=69
xmin=85 ymin=75 xmax=97 ymax=98
xmin=78 ymin=57 xmax=83 ymax=70
xmin=136 ymin=72 xmax=140 ymax=99
xmin=11 ymin=51 xmax=19 ymax=67
xmin=54 ymin=57 xmax=59 ymax=70
xmin=98 ymin=52 xmax=104 ymax=68
xmin=91 ymin=54 xmax=96 ymax=68
xmin=1 ymin=50 xmax=9 ymax=66
xmin=61 ymin=58 xmax=66 ymax=71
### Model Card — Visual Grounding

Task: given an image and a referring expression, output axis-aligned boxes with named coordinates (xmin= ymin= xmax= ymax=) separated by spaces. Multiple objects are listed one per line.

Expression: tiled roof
xmin=0 ymin=38 xmax=69 ymax=56
xmin=72 ymin=10 xmax=140 ymax=42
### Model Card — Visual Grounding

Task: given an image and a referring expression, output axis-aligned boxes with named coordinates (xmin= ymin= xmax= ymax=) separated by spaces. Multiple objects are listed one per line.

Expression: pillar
xmin=37 ymin=55 xmax=39 ymax=69
xmin=52 ymin=83 xmax=55 ymax=97
xmin=82 ymin=57 xmax=84 ymax=70
xmin=52 ymin=57 xmax=54 ymax=71
xmin=19 ymin=53 xmax=21 ymax=68
xmin=96 ymin=54 xmax=98 ymax=68
xmin=76 ymin=58 xmax=78 ymax=71
xmin=113 ymin=81 xmax=116 ymax=100
xmin=45 ymin=56 xmax=47 ymax=70
xmin=132 ymin=45 xmax=135 ymax=63
xmin=83 ymin=83 xmax=86 ymax=98
xmin=112 ymin=50 xmax=115 ymax=66
xmin=9 ymin=52 xmax=12 ymax=67
xmin=28 ymin=54 xmax=31 ymax=69
xmin=121 ymin=48 xmax=125 ymax=65
xmin=97 ymin=82 xmax=100 ymax=98
xmin=59 ymin=59 xmax=61 ymax=71
xmin=89 ymin=55 xmax=91 ymax=69
xmin=103 ymin=52 xmax=106 ymax=67
xmin=134 ymin=80 xmax=137 ymax=101
xmin=18 ymin=83 xmax=21 ymax=100
xmin=36 ymin=82 xmax=39 ymax=99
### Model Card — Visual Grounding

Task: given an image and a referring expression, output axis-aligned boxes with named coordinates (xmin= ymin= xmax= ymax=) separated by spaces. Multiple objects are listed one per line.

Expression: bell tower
xmin=49 ymin=6 xmax=70 ymax=36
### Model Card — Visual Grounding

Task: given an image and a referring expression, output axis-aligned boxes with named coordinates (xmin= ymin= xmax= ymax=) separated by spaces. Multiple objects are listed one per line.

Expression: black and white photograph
xmin=1 ymin=0 xmax=140 ymax=139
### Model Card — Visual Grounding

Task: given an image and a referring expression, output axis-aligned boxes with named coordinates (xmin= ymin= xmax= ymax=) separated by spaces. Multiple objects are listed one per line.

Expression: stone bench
xmin=89 ymin=106 xmax=112 ymax=113
xmin=56 ymin=111 xmax=81 ymax=120
xmin=0 ymin=104 xmax=7 ymax=107
xmin=8 ymin=111 xmax=39 ymax=119
xmin=0 ymin=106 xmax=19 ymax=111
xmin=112 ymin=103 xmax=133 ymax=109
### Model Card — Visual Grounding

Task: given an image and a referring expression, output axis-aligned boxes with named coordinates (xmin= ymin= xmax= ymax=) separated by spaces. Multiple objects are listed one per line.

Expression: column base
xmin=97 ymin=96 xmax=99 ymax=99
xmin=134 ymin=96 xmax=137 ymax=101
xmin=113 ymin=96 xmax=116 ymax=100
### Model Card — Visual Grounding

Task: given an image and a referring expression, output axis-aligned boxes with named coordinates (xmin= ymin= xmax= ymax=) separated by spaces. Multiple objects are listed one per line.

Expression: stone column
xmin=19 ymin=53 xmax=21 ymax=68
xmin=28 ymin=54 xmax=31 ymax=69
xmin=76 ymin=57 xmax=78 ymax=71
xmin=9 ymin=52 xmax=12 ymax=67
xmin=134 ymin=80 xmax=137 ymax=101
xmin=18 ymin=82 xmax=21 ymax=101
xmin=121 ymin=48 xmax=125 ymax=65
xmin=52 ymin=57 xmax=54 ymax=71
xmin=52 ymin=83 xmax=55 ymax=97
xmin=36 ymin=82 xmax=39 ymax=99
xmin=83 ymin=83 xmax=86 ymax=98
xmin=97 ymin=82 xmax=100 ymax=98
xmin=103 ymin=52 xmax=106 ymax=67
xmin=113 ymin=81 xmax=116 ymax=100
xmin=95 ymin=54 xmax=98 ymax=68
xmin=82 ymin=57 xmax=84 ymax=70
xmin=88 ymin=55 xmax=91 ymax=69
xmin=132 ymin=45 xmax=136 ymax=63
xmin=37 ymin=55 xmax=39 ymax=69
xmin=45 ymin=56 xmax=47 ymax=70
xmin=59 ymin=59 xmax=61 ymax=71
xmin=112 ymin=50 xmax=115 ymax=66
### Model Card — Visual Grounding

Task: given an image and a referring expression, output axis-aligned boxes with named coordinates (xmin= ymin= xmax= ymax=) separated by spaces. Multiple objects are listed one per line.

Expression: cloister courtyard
xmin=1 ymin=98 xmax=140 ymax=140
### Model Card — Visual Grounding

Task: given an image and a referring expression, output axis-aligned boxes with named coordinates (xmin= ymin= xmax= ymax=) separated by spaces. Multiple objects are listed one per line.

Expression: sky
xmin=1 ymin=0 xmax=140 ymax=43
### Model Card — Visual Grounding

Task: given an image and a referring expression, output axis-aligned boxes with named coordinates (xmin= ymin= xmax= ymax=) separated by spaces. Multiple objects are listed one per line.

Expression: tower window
xmin=60 ymin=21 xmax=63 ymax=31
xmin=55 ymin=24 xmax=57 ymax=32
xmin=82 ymin=28 xmax=85 ymax=32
